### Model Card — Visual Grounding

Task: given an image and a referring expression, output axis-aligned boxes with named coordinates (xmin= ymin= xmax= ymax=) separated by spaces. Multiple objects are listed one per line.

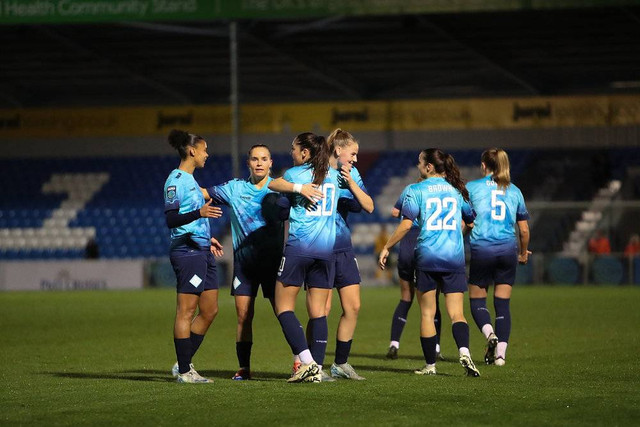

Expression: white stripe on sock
xmin=481 ymin=324 xmax=494 ymax=338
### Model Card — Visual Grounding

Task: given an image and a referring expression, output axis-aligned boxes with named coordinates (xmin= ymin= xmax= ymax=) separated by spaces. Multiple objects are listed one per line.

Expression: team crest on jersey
xmin=166 ymin=186 xmax=176 ymax=199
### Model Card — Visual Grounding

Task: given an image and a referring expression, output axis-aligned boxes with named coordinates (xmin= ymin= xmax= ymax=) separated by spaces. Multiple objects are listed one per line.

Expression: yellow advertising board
xmin=1 ymin=95 xmax=639 ymax=139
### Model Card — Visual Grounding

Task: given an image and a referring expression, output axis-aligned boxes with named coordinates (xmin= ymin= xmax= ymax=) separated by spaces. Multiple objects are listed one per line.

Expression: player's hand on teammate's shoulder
xmin=210 ymin=237 xmax=224 ymax=257
xmin=300 ymin=183 xmax=323 ymax=204
xmin=199 ymin=199 xmax=223 ymax=218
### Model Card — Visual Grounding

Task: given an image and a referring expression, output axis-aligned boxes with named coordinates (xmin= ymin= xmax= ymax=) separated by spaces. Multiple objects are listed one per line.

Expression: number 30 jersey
xmin=283 ymin=164 xmax=340 ymax=260
xmin=402 ymin=177 xmax=475 ymax=273
xmin=466 ymin=175 xmax=529 ymax=254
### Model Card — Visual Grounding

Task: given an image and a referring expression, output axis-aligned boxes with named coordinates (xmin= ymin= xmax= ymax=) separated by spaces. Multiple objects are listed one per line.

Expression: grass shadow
xmin=353 ymin=364 xmax=455 ymax=377
xmin=44 ymin=371 xmax=174 ymax=383
xmin=42 ymin=368 xmax=292 ymax=383
xmin=347 ymin=351 xmax=425 ymax=361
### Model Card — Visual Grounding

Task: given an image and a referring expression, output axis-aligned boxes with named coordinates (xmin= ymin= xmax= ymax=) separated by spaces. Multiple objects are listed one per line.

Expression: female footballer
xmin=466 ymin=148 xmax=530 ymax=366
xmin=164 ymin=129 xmax=223 ymax=383
xmin=386 ymin=180 xmax=444 ymax=361
xmin=268 ymin=132 xmax=339 ymax=383
xmin=202 ymin=144 xmax=287 ymax=380
xmin=324 ymin=128 xmax=374 ymax=381
xmin=379 ymin=149 xmax=480 ymax=377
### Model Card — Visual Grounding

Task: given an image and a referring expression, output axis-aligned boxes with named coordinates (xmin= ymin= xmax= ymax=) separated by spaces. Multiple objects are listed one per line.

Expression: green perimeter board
xmin=1 ymin=0 xmax=640 ymax=24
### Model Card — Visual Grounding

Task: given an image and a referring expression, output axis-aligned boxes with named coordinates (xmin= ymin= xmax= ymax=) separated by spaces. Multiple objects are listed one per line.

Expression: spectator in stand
xmin=624 ymin=234 xmax=640 ymax=257
xmin=588 ymin=229 xmax=611 ymax=255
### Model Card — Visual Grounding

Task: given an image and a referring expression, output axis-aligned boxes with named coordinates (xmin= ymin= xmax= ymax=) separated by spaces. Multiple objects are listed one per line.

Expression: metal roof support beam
xmin=35 ymin=25 xmax=192 ymax=104
xmin=241 ymin=29 xmax=365 ymax=99
xmin=415 ymin=16 xmax=541 ymax=95
xmin=122 ymin=22 xmax=229 ymax=38
xmin=270 ymin=16 xmax=347 ymax=39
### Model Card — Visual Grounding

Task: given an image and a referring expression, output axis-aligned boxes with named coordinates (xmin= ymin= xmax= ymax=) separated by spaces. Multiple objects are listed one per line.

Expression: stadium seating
xmin=3 ymin=147 xmax=637 ymax=263
xmin=0 ymin=155 xmax=232 ymax=259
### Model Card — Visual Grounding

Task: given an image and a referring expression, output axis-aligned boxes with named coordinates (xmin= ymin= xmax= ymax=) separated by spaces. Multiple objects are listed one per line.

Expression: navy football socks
xmin=309 ymin=316 xmax=328 ymax=367
xmin=236 ymin=341 xmax=253 ymax=369
xmin=420 ymin=335 xmax=438 ymax=365
xmin=335 ymin=339 xmax=352 ymax=365
xmin=190 ymin=332 xmax=205 ymax=357
xmin=494 ymin=297 xmax=511 ymax=343
xmin=390 ymin=300 xmax=412 ymax=342
xmin=451 ymin=321 xmax=470 ymax=350
xmin=277 ymin=311 xmax=308 ymax=355
xmin=174 ymin=337 xmax=193 ymax=374
xmin=434 ymin=304 xmax=442 ymax=345
xmin=470 ymin=297 xmax=493 ymax=332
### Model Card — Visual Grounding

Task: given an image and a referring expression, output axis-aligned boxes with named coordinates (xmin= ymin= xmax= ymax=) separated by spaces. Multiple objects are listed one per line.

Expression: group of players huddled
xmin=163 ymin=128 xmax=530 ymax=383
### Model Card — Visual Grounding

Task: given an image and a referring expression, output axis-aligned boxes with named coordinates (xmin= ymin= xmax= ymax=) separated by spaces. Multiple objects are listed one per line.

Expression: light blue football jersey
xmin=335 ymin=166 xmax=368 ymax=252
xmin=164 ymin=169 xmax=211 ymax=249
xmin=208 ymin=176 xmax=283 ymax=257
xmin=283 ymin=164 xmax=339 ymax=260
xmin=395 ymin=184 xmax=420 ymax=229
xmin=466 ymin=175 xmax=529 ymax=253
xmin=402 ymin=177 xmax=475 ymax=272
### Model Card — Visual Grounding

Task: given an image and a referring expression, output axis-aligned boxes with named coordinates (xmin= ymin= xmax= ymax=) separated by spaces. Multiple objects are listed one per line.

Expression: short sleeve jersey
xmin=402 ymin=177 xmax=475 ymax=272
xmin=283 ymin=164 xmax=340 ymax=260
xmin=466 ymin=175 xmax=529 ymax=254
xmin=164 ymin=169 xmax=210 ymax=249
xmin=395 ymin=184 xmax=420 ymax=229
xmin=207 ymin=176 xmax=284 ymax=260
xmin=335 ymin=166 xmax=368 ymax=252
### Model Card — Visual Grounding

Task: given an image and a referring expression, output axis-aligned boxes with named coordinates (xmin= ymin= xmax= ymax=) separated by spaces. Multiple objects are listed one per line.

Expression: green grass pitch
xmin=2 ymin=285 xmax=639 ymax=426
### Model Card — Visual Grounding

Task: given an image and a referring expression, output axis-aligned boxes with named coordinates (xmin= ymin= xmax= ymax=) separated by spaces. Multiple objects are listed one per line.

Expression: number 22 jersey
xmin=401 ymin=177 xmax=475 ymax=273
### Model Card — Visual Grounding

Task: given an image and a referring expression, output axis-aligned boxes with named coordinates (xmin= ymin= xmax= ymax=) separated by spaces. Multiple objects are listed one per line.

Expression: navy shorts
xmin=333 ymin=250 xmax=361 ymax=288
xmin=278 ymin=251 xmax=335 ymax=289
xmin=231 ymin=255 xmax=279 ymax=299
xmin=397 ymin=228 xmax=418 ymax=282
xmin=170 ymin=249 xmax=218 ymax=294
xmin=415 ymin=269 xmax=467 ymax=294
xmin=469 ymin=248 xmax=518 ymax=288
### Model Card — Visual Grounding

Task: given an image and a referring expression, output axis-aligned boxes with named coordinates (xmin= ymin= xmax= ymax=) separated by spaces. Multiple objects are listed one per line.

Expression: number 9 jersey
xmin=402 ymin=177 xmax=475 ymax=273
xmin=465 ymin=175 xmax=529 ymax=254
xmin=282 ymin=164 xmax=340 ymax=260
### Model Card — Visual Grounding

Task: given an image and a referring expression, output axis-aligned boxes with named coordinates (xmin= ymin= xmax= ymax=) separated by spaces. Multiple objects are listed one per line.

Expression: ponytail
xmin=443 ymin=153 xmax=470 ymax=202
xmin=481 ymin=148 xmax=511 ymax=190
xmin=327 ymin=128 xmax=358 ymax=153
xmin=168 ymin=129 xmax=203 ymax=160
xmin=310 ymin=136 xmax=330 ymax=186
xmin=422 ymin=148 xmax=469 ymax=202
xmin=294 ymin=132 xmax=330 ymax=187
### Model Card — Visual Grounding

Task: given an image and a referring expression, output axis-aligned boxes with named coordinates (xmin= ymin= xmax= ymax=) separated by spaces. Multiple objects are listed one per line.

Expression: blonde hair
xmin=482 ymin=148 xmax=511 ymax=190
xmin=327 ymin=128 xmax=358 ymax=152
